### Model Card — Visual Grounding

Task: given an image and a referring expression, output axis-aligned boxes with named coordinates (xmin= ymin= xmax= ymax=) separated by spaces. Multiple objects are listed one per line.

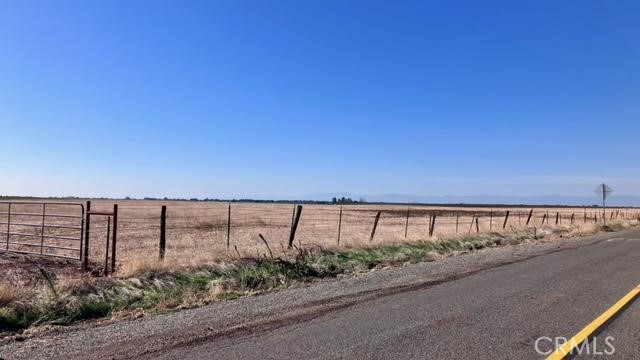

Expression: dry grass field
xmin=1 ymin=199 xmax=639 ymax=331
xmin=2 ymin=200 xmax=637 ymax=274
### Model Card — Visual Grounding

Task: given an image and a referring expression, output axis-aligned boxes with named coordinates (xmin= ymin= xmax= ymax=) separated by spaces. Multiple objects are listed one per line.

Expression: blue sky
xmin=1 ymin=1 xmax=639 ymax=200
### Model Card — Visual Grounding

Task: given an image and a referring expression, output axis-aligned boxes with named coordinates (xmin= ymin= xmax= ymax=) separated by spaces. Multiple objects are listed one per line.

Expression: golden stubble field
xmin=1 ymin=199 xmax=638 ymax=273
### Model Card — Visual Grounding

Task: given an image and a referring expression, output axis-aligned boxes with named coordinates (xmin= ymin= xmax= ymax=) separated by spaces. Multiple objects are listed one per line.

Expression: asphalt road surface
xmin=3 ymin=230 xmax=640 ymax=359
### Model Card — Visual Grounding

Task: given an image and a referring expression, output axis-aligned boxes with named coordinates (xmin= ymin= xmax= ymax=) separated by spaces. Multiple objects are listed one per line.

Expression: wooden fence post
xmin=404 ymin=207 xmax=410 ymax=238
xmin=159 ymin=205 xmax=167 ymax=261
xmin=369 ymin=211 xmax=381 ymax=242
xmin=288 ymin=205 xmax=303 ymax=248
xmin=429 ymin=215 xmax=437 ymax=237
xmin=475 ymin=217 xmax=480 ymax=233
xmin=469 ymin=214 xmax=475 ymax=234
xmin=570 ymin=213 xmax=575 ymax=225
xmin=526 ymin=209 xmax=534 ymax=225
xmin=337 ymin=206 xmax=343 ymax=246
xmin=541 ymin=213 xmax=547 ymax=225
xmin=555 ymin=212 xmax=559 ymax=225
xmin=503 ymin=211 xmax=510 ymax=229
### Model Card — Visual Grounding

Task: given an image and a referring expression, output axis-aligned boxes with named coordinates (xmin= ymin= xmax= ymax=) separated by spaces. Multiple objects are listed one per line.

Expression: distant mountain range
xmin=303 ymin=193 xmax=640 ymax=207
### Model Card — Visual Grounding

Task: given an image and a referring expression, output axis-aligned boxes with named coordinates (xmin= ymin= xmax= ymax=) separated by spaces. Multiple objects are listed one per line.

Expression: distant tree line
xmin=0 ymin=194 xmax=631 ymax=208
xmin=330 ymin=197 xmax=361 ymax=204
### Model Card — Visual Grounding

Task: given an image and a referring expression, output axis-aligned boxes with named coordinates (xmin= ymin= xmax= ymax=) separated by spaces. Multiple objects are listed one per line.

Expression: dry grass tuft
xmin=0 ymin=283 xmax=19 ymax=306
xmin=118 ymin=253 xmax=234 ymax=278
xmin=118 ymin=256 xmax=171 ymax=278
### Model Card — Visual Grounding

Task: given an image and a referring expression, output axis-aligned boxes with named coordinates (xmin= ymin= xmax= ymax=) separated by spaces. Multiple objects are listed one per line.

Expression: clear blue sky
xmin=1 ymin=1 xmax=638 ymax=199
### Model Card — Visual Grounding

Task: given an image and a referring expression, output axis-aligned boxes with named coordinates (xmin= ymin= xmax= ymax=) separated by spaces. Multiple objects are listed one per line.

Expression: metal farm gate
xmin=0 ymin=201 xmax=85 ymax=260
xmin=0 ymin=201 xmax=119 ymax=275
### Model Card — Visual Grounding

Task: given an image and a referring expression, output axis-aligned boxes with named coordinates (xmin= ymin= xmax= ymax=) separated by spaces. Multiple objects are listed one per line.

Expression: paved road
xmin=578 ymin=237 xmax=640 ymax=359
xmin=3 ymin=230 xmax=640 ymax=359
xmin=146 ymin=233 xmax=640 ymax=360
xmin=579 ymin=299 xmax=640 ymax=359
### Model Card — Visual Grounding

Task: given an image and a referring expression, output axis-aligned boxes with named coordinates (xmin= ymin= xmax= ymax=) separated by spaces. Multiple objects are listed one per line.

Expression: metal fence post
xmin=111 ymin=204 xmax=118 ymax=273
xmin=83 ymin=201 xmax=91 ymax=271
xmin=337 ymin=206 xmax=343 ymax=246
xmin=104 ymin=217 xmax=111 ymax=276
xmin=226 ymin=203 xmax=231 ymax=249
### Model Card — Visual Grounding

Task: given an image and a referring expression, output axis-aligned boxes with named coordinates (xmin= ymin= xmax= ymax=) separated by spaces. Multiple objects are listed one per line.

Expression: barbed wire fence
xmin=80 ymin=202 xmax=640 ymax=268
